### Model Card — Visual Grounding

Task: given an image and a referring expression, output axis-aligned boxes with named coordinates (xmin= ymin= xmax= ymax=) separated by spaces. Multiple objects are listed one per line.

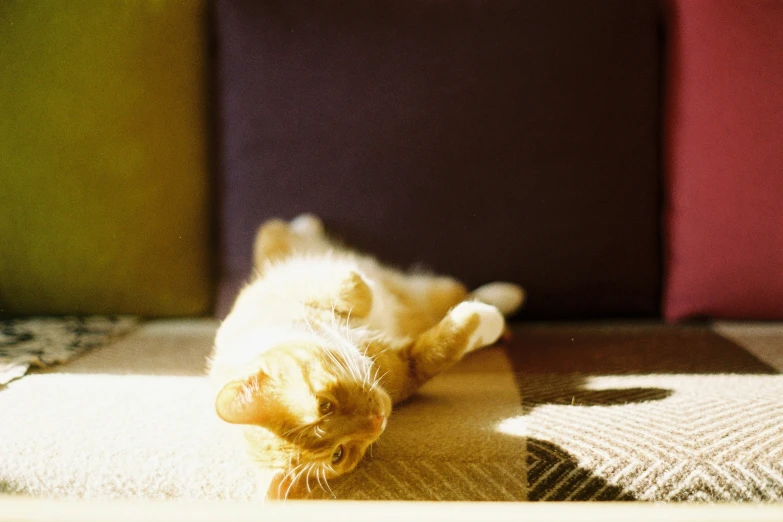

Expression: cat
xmin=208 ymin=214 xmax=524 ymax=499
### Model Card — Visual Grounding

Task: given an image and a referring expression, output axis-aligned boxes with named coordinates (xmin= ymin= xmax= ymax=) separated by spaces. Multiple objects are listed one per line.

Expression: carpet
xmin=0 ymin=320 xmax=781 ymax=501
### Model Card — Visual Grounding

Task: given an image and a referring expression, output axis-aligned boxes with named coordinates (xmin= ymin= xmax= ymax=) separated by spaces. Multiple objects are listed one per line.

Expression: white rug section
xmin=0 ymin=320 xmax=264 ymax=501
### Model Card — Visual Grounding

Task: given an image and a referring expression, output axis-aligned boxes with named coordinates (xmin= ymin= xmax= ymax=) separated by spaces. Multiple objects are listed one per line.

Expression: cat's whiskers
xmin=278 ymin=463 xmax=303 ymax=500
xmin=305 ymin=314 xmax=363 ymax=382
xmin=315 ymin=466 xmax=325 ymax=491
xmin=290 ymin=429 xmax=311 ymax=453
xmin=318 ymin=316 xmax=367 ymax=382
xmin=342 ymin=306 xmax=370 ymax=382
xmin=315 ymin=320 xmax=365 ymax=383
xmin=347 ymin=337 xmax=369 ymax=380
xmin=323 ymin=346 xmax=349 ymax=377
xmin=280 ymin=423 xmax=302 ymax=442
xmin=319 ymin=466 xmax=336 ymax=498
xmin=369 ymin=368 xmax=389 ymax=394
xmin=302 ymin=462 xmax=315 ymax=493
xmin=321 ymin=345 xmax=356 ymax=385
xmin=314 ymin=467 xmax=325 ymax=493
xmin=280 ymin=423 xmax=304 ymax=438
xmin=360 ymin=342 xmax=374 ymax=389
xmin=367 ymin=364 xmax=379 ymax=389
xmin=283 ymin=461 xmax=312 ymax=500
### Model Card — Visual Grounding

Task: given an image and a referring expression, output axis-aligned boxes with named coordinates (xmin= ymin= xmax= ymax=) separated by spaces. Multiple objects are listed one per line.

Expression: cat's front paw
xmin=449 ymin=301 xmax=505 ymax=352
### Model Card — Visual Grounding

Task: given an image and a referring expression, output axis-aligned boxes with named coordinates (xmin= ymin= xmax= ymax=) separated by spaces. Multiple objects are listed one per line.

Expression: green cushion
xmin=0 ymin=1 xmax=213 ymax=316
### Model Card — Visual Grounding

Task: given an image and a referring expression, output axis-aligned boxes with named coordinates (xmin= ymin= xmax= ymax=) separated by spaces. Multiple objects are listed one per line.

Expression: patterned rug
xmin=0 ymin=320 xmax=781 ymax=502
xmin=0 ymin=316 xmax=138 ymax=385
xmin=506 ymin=325 xmax=783 ymax=502
xmin=317 ymin=324 xmax=783 ymax=502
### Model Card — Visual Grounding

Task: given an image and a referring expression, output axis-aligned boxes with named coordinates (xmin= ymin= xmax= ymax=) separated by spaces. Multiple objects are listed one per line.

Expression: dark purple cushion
xmin=214 ymin=0 xmax=661 ymax=319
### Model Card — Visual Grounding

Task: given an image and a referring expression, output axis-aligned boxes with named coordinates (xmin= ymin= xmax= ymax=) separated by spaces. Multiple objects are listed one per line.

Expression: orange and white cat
xmin=208 ymin=214 xmax=524 ymax=499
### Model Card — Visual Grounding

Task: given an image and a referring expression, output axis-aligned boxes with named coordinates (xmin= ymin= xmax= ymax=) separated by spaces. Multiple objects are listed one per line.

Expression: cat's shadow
xmin=515 ymin=374 xmax=672 ymax=412
xmin=398 ymin=371 xmax=673 ymax=409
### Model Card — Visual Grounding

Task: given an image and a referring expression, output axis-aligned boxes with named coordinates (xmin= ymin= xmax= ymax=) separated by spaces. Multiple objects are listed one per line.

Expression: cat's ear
xmin=215 ymin=373 xmax=275 ymax=426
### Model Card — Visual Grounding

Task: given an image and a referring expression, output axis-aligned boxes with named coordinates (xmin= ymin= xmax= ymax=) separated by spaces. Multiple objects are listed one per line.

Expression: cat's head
xmin=214 ymin=335 xmax=392 ymax=489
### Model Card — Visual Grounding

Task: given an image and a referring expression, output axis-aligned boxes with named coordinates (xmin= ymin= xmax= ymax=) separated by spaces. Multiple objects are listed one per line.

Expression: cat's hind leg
xmin=469 ymin=282 xmax=525 ymax=316
xmin=382 ymin=273 xmax=469 ymax=337
xmin=403 ymin=301 xmax=505 ymax=396
xmin=469 ymin=282 xmax=525 ymax=342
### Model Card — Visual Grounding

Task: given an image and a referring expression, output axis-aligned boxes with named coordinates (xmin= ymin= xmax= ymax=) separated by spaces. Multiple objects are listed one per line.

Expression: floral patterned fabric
xmin=0 ymin=316 xmax=138 ymax=385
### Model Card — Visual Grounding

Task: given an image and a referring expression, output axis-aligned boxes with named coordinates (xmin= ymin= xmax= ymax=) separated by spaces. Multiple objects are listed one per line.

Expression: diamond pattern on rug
xmin=527 ymin=439 xmax=634 ymax=501
xmin=507 ymin=325 xmax=783 ymax=502
xmin=0 ymin=316 xmax=138 ymax=385
xmin=521 ymin=377 xmax=783 ymax=501
xmin=309 ymin=459 xmax=528 ymax=501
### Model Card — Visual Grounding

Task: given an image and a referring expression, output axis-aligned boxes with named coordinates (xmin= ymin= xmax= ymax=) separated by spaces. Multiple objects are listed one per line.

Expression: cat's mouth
xmin=369 ymin=414 xmax=387 ymax=435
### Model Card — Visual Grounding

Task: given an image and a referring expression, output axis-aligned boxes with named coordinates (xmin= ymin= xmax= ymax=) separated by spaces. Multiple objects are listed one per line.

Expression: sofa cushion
xmin=0 ymin=1 xmax=213 ymax=317
xmin=214 ymin=0 xmax=662 ymax=319
xmin=663 ymin=0 xmax=783 ymax=320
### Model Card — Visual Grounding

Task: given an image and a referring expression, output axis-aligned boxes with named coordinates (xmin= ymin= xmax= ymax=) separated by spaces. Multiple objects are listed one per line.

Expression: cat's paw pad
xmin=290 ymin=213 xmax=324 ymax=237
xmin=450 ymin=301 xmax=505 ymax=351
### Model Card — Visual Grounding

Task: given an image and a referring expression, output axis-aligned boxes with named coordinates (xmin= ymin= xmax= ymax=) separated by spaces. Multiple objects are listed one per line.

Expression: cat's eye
xmin=331 ymin=445 xmax=344 ymax=464
xmin=317 ymin=397 xmax=333 ymax=415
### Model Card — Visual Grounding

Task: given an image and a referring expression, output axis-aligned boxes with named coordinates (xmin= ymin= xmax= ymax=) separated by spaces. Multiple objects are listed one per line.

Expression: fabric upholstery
xmin=0 ymin=1 xmax=213 ymax=316
xmin=663 ymin=0 xmax=783 ymax=320
xmin=214 ymin=0 xmax=662 ymax=319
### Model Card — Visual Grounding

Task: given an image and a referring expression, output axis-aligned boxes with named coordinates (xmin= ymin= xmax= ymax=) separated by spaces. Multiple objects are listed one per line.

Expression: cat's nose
xmin=369 ymin=414 xmax=386 ymax=433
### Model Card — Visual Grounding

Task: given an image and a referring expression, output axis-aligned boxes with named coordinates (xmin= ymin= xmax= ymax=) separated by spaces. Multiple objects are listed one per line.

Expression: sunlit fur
xmin=208 ymin=214 xmax=524 ymax=499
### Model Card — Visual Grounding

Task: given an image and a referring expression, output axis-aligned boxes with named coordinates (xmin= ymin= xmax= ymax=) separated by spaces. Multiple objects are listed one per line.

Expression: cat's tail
xmin=469 ymin=282 xmax=525 ymax=317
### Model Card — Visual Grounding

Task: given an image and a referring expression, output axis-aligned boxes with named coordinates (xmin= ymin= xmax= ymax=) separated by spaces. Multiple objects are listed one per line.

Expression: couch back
xmin=2 ymin=0 xmax=781 ymax=321
xmin=0 ymin=1 xmax=213 ymax=317
xmin=214 ymin=0 xmax=662 ymax=319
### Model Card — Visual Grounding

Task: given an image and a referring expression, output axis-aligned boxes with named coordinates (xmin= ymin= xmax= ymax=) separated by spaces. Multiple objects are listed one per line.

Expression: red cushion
xmin=664 ymin=0 xmax=783 ymax=320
